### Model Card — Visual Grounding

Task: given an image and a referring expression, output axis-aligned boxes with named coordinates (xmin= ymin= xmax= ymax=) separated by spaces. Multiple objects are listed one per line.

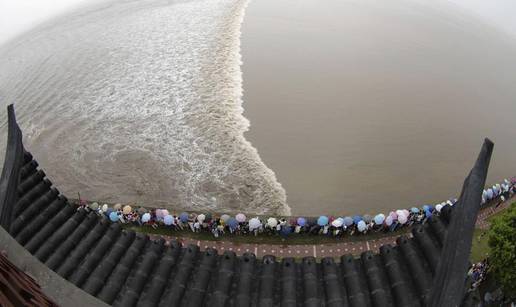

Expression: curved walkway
xmin=148 ymin=198 xmax=512 ymax=259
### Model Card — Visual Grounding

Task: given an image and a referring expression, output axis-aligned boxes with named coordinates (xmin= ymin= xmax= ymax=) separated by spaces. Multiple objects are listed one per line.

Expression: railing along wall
xmin=0 ymin=104 xmax=25 ymax=230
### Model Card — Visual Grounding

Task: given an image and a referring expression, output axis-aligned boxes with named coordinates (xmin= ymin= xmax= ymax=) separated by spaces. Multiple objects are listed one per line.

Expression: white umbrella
xmin=89 ymin=202 xmax=99 ymax=210
xmin=357 ymin=220 xmax=367 ymax=232
xmin=102 ymin=204 xmax=108 ymax=212
xmin=220 ymin=214 xmax=231 ymax=222
xmin=197 ymin=214 xmax=206 ymax=223
xmin=267 ymin=217 xmax=278 ymax=228
xmin=331 ymin=218 xmax=344 ymax=227
xmin=249 ymin=218 xmax=261 ymax=230
xmin=435 ymin=204 xmax=443 ymax=212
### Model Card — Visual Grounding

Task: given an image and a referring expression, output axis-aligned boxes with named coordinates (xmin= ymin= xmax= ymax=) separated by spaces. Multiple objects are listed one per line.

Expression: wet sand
xmin=241 ymin=0 xmax=516 ymax=215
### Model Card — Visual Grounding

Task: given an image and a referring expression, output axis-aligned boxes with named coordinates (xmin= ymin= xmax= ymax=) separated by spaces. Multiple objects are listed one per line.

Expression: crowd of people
xmin=77 ymin=177 xmax=515 ymax=239
xmin=469 ymin=259 xmax=489 ymax=290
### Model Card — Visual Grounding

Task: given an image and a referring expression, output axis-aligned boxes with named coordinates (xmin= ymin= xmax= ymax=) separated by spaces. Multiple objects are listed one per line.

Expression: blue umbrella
xmin=164 ymin=215 xmax=174 ymax=225
xmin=425 ymin=209 xmax=432 ymax=218
xmin=374 ymin=214 xmax=385 ymax=225
xmin=317 ymin=216 xmax=329 ymax=226
xmin=105 ymin=208 xmax=113 ymax=217
xmin=180 ymin=212 xmax=189 ymax=223
xmin=109 ymin=212 xmax=119 ymax=222
xmin=280 ymin=225 xmax=292 ymax=236
xmin=227 ymin=218 xmax=238 ymax=230
xmin=343 ymin=216 xmax=353 ymax=227
xmin=352 ymin=215 xmax=363 ymax=224
xmin=297 ymin=217 xmax=306 ymax=226
xmin=410 ymin=207 xmax=420 ymax=213
xmin=422 ymin=205 xmax=430 ymax=211
xmin=141 ymin=213 xmax=151 ymax=223
xmin=486 ymin=189 xmax=494 ymax=199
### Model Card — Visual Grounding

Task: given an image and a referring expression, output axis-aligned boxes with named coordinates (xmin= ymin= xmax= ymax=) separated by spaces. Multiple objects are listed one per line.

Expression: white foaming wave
xmin=0 ymin=0 xmax=291 ymax=215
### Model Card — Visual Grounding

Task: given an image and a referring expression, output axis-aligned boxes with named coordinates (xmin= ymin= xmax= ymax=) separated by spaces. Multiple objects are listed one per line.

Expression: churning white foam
xmin=0 ymin=0 xmax=291 ymax=215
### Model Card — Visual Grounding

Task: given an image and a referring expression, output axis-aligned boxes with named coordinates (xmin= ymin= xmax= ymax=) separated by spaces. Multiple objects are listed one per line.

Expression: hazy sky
xmin=0 ymin=0 xmax=89 ymax=44
xmin=0 ymin=0 xmax=515 ymax=44
xmin=447 ymin=0 xmax=516 ymax=37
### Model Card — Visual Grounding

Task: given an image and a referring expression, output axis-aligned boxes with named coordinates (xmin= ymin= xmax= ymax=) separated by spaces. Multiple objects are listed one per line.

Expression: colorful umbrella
xmin=197 ymin=214 xmax=206 ymax=223
xmin=352 ymin=215 xmax=363 ymax=224
xmin=267 ymin=217 xmax=278 ymax=228
xmin=331 ymin=218 xmax=344 ymax=227
xmin=109 ymin=212 xmax=119 ymax=222
xmin=343 ymin=216 xmax=353 ymax=227
xmin=249 ymin=218 xmax=261 ymax=230
xmin=141 ymin=213 xmax=151 ymax=223
xmin=89 ymin=202 xmax=99 ymax=210
xmin=164 ymin=215 xmax=174 ymax=225
xmin=385 ymin=216 xmax=393 ymax=226
xmin=105 ymin=208 xmax=113 ymax=217
xmin=227 ymin=218 xmax=238 ymax=230
xmin=180 ymin=212 xmax=189 ymax=223
xmin=317 ymin=216 xmax=329 ymax=226
xmin=235 ymin=213 xmax=246 ymax=223
xmin=374 ymin=214 xmax=385 ymax=225
xmin=220 ymin=214 xmax=231 ymax=222
xmin=398 ymin=214 xmax=408 ymax=224
xmin=156 ymin=209 xmax=164 ymax=218
xmin=280 ymin=225 xmax=292 ymax=236
xmin=363 ymin=215 xmax=373 ymax=223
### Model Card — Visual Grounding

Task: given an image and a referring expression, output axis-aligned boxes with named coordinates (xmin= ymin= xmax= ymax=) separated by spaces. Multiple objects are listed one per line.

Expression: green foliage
xmin=487 ymin=203 xmax=516 ymax=298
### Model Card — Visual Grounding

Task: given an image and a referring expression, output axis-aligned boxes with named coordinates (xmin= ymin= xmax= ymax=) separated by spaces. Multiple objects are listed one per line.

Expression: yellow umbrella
xmin=122 ymin=205 xmax=132 ymax=214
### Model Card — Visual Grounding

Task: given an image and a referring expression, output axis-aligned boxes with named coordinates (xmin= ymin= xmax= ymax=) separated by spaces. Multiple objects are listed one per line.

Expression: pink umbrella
xmin=155 ymin=209 xmax=163 ymax=218
xmin=389 ymin=211 xmax=398 ymax=220
xmin=398 ymin=214 xmax=408 ymax=224
xmin=402 ymin=209 xmax=410 ymax=217
xmin=385 ymin=216 xmax=394 ymax=226
xmin=235 ymin=213 xmax=246 ymax=223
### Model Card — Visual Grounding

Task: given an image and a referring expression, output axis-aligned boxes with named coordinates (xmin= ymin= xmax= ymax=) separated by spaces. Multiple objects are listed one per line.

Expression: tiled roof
xmin=0 ymin=252 xmax=58 ymax=307
xmin=0 ymin=105 xmax=486 ymax=306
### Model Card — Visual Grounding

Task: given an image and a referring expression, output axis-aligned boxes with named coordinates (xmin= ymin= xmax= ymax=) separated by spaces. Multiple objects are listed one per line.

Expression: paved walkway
xmin=149 ymin=197 xmax=512 ymax=259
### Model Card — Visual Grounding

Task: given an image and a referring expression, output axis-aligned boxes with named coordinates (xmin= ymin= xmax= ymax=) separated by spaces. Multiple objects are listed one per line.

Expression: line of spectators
xmin=77 ymin=177 xmax=515 ymax=238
